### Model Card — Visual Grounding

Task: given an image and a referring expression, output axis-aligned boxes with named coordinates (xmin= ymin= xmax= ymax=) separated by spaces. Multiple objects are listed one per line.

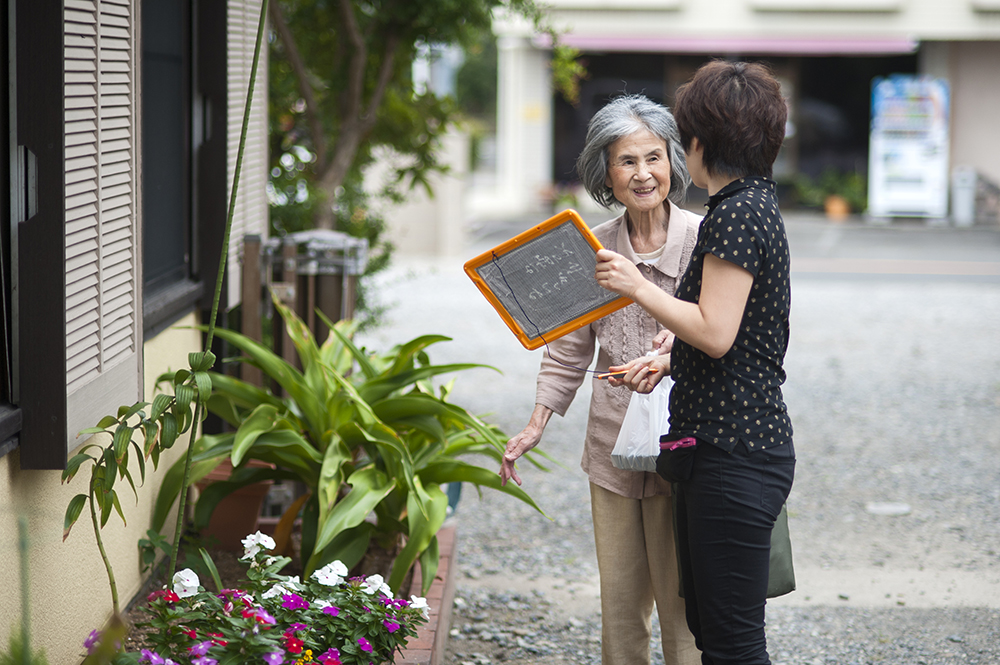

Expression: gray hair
xmin=576 ymin=94 xmax=691 ymax=209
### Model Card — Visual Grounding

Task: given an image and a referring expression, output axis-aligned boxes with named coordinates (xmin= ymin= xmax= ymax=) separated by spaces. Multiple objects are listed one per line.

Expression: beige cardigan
xmin=534 ymin=201 xmax=702 ymax=499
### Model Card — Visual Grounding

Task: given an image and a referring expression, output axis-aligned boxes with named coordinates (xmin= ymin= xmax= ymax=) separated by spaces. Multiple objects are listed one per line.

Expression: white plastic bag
xmin=611 ymin=378 xmax=671 ymax=472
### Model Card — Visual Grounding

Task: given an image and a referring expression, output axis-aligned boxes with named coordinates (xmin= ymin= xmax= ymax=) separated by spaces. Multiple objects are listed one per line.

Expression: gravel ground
xmin=357 ymin=217 xmax=1000 ymax=665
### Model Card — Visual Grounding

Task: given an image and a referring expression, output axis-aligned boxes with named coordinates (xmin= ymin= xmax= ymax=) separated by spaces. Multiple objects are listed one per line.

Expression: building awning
xmin=535 ymin=34 xmax=919 ymax=55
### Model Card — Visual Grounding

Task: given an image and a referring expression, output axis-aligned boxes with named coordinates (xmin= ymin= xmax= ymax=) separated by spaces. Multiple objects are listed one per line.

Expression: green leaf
xmin=199 ymin=547 xmax=224 ymax=591
xmin=310 ymin=522 xmax=374 ymax=575
xmin=110 ymin=488 xmax=126 ymax=526
xmin=231 ymin=403 xmax=279 ymax=466
xmin=62 ymin=452 xmax=96 ymax=484
xmin=205 ymin=371 xmax=283 ymax=410
xmin=202 ymin=326 xmax=327 ymax=438
xmin=316 ymin=309 xmax=378 ymax=379
xmin=307 ymin=467 xmax=396 ymax=573
xmin=419 ymin=459 xmax=548 ymax=517
xmin=122 ymin=401 xmax=149 ymax=423
xmin=112 ymin=424 xmax=133 ymax=463
xmin=193 ymin=371 xmax=213 ymax=405
xmin=189 ymin=350 xmax=217 ymax=372
xmin=417 ymin=534 xmax=441 ymax=596
xmin=388 ymin=334 xmax=452 ymax=375
xmin=149 ymin=393 xmax=174 ymax=421
xmin=97 ymin=414 xmax=119 ymax=429
xmin=142 ymin=420 xmax=158 ymax=458
xmin=273 ymin=295 xmax=321 ymax=370
xmin=175 ymin=383 xmax=195 ymax=419
xmin=206 ymin=394 xmax=242 ymax=428
xmin=63 ymin=493 xmax=89 ymax=541
xmin=387 ymin=481 xmax=448 ymax=592
xmin=359 ymin=363 xmax=494 ymax=404
xmin=160 ymin=412 xmax=179 ymax=449
xmin=131 ymin=440 xmax=147 ymax=485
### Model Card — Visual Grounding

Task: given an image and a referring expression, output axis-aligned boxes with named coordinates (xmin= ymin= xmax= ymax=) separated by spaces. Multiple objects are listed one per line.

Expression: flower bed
xmin=84 ymin=533 xmax=429 ymax=665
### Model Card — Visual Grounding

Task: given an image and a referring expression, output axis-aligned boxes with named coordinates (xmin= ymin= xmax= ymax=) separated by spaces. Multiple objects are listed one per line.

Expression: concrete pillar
xmin=496 ymin=35 xmax=554 ymax=216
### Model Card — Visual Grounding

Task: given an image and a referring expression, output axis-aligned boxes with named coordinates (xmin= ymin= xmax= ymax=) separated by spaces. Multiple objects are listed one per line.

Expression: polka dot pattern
xmin=668 ymin=177 xmax=793 ymax=453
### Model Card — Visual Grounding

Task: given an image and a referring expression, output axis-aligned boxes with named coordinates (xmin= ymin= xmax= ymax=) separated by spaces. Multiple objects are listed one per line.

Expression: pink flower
xmin=383 ymin=620 xmax=400 ymax=633
xmin=317 ymin=648 xmax=340 ymax=665
xmin=189 ymin=641 xmax=212 ymax=657
xmin=263 ymin=652 xmax=285 ymax=665
xmin=84 ymin=630 xmax=100 ymax=654
xmin=139 ymin=649 xmax=164 ymax=664
xmin=281 ymin=593 xmax=309 ymax=610
xmin=357 ymin=637 xmax=372 ymax=653
xmin=322 ymin=605 xmax=340 ymax=617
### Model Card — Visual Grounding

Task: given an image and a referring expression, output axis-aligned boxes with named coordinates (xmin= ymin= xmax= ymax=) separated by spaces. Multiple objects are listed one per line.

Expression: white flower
xmin=410 ymin=595 xmax=430 ymax=618
xmin=312 ymin=560 xmax=349 ymax=586
xmin=360 ymin=573 xmax=391 ymax=597
xmin=172 ymin=568 xmax=200 ymax=598
xmin=260 ymin=576 xmax=301 ymax=600
xmin=241 ymin=531 xmax=277 ymax=560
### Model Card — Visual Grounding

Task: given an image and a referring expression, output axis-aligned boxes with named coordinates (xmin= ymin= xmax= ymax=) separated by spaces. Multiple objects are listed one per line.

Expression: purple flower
xmin=139 ymin=650 xmax=165 ymax=665
xmin=263 ymin=651 xmax=285 ymax=665
xmin=189 ymin=641 xmax=212 ymax=657
xmin=317 ymin=648 xmax=340 ymax=665
xmin=289 ymin=622 xmax=307 ymax=632
xmin=192 ymin=658 xmax=218 ymax=665
xmin=383 ymin=619 xmax=400 ymax=633
xmin=281 ymin=593 xmax=310 ymax=610
xmin=322 ymin=605 xmax=340 ymax=617
xmin=358 ymin=637 xmax=373 ymax=653
xmin=84 ymin=629 xmax=101 ymax=654
xmin=255 ymin=607 xmax=277 ymax=625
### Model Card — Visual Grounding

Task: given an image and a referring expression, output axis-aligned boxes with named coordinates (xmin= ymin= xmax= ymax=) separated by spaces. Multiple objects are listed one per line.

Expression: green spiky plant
xmin=152 ymin=295 xmax=548 ymax=594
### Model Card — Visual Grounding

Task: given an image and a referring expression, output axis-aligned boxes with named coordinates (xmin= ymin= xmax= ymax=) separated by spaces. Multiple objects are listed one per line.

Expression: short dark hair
xmin=576 ymin=94 xmax=691 ymax=209
xmin=673 ymin=60 xmax=787 ymax=179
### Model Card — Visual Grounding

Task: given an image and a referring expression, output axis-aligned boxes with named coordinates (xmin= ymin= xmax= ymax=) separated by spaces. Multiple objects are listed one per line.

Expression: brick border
xmin=395 ymin=525 xmax=457 ymax=665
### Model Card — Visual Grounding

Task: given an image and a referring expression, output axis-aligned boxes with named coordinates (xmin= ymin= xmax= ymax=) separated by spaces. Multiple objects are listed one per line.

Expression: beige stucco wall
xmin=948 ymin=41 xmax=1000 ymax=184
xmin=0 ymin=312 xmax=201 ymax=664
xmin=516 ymin=0 xmax=1000 ymax=40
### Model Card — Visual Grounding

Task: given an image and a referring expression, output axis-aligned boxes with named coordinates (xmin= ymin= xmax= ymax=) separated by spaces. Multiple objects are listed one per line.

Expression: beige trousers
xmin=590 ymin=483 xmax=701 ymax=665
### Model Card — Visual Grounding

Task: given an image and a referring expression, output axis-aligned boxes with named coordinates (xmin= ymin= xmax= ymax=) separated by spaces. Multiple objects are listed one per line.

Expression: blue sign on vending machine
xmin=868 ymin=75 xmax=950 ymax=219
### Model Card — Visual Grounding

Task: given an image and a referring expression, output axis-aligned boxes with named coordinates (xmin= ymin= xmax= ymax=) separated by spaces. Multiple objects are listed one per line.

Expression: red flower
xmin=284 ymin=635 xmax=304 ymax=654
xmin=181 ymin=628 xmax=196 ymax=640
xmin=208 ymin=632 xmax=228 ymax=647
xmin=147 ymin=589 xmax=181 ymax=604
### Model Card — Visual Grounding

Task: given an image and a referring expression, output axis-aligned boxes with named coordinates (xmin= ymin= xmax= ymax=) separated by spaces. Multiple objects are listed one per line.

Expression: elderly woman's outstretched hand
xmin=500 ymin=405 xmax=553 ymax=487
xmin=595 ymin=249 xmax=645 ymax=300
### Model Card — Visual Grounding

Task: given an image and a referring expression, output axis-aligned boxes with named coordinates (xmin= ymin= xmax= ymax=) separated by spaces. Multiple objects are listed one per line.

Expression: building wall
xmin=948 ymin=41 xmax=1000 ymax=184
xmin=493 ymin=0 xmax=1000 ymax=215
xmin=0 ymin=314 xmax=200 ymax=664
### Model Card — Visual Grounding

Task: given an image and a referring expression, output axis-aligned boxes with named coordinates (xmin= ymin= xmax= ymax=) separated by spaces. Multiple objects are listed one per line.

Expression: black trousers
xmin=675 ymin=440 xmax=795 ymax=665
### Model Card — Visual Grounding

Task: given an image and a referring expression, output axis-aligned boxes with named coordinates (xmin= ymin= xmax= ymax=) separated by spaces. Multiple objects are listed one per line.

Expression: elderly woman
xmin=596 ymin=62 xmax=795 ymax=665
xmin=499 ymin=94 xmax=701 ymax=665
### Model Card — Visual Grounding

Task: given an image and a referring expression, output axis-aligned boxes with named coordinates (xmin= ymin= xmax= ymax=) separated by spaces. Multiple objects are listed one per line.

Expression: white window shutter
xmin=64 ymin=0 xmax=140 ymax=450
xmin=226 ymin=0 xmax=270 ymax=307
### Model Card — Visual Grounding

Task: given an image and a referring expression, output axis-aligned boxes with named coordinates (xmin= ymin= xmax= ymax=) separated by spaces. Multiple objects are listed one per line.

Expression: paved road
xmin=357 ymin=213 xmax=1000 ymax=664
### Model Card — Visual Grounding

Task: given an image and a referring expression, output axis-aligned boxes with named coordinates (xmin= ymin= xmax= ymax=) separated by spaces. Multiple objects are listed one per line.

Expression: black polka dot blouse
xmin=668 ymin=177 xmax=793 ymax=453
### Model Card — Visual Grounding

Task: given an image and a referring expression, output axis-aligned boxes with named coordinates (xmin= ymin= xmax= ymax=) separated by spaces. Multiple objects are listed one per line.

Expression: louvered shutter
xmin=64 ymin=0 xmax=141 ymax=450
xmin=226 ymin=0 xmax=269 ymax=306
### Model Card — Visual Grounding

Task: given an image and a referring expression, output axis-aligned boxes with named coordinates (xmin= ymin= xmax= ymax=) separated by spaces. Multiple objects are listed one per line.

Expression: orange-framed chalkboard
xmin=463 ymin=209 xmax=632 ymax=350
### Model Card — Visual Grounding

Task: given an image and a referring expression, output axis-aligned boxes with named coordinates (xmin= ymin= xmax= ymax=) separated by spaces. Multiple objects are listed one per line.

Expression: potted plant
xmin=152 ymin=296 xmax=547 ymax=595
xmin=793 ymin=168 xmax=867 ymax=220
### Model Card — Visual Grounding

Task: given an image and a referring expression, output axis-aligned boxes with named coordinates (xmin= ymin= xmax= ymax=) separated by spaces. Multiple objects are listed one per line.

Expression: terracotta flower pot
xmin=824 ymin=194 xmax=850 ymax=221
xmin=195 ymin=459 xmax=273 ymax=553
